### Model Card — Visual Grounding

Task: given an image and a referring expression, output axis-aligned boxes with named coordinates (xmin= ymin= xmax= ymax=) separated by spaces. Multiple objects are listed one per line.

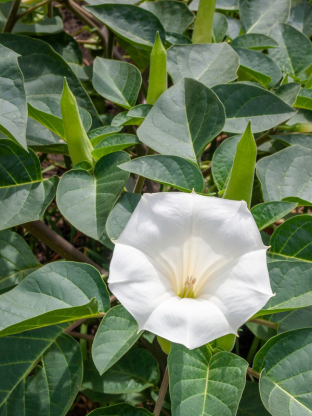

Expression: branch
xmin=249 ymin=318 xmax=278 ymax=330
xmin=3 ymin=0 xmax=22 ymax=32
xmin=23 ymin=220 xmax=107 ymax=275
xmin=154 ymin=366 xmax=169 ymax=416
xmin=69 ymin=331 xmax=95 ymax=341
xmin=16 ymin=0 xmax=52 ymax=21
xmin=247 ymin=367 xmax=260 ymax=379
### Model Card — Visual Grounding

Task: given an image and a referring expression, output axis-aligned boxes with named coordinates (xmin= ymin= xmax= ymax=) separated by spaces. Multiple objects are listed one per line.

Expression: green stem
xmin=133 ymin=147 xmax=154 ymax=194
xmin=247 ymin=367 xmax=260 ymax=380
xmin=306 ymin=72 xmax=312 ymax=89
xmin=3 ymin=0 xmax=22 ymax=32
xmin=249 ymin=318 xmax=278 ymax=330
xmin=247 ymin=336 xmax=260 ymax=365
xmin=106 ymin=29 xmax=114 ymax=59
xmin=154 ymin=366 xmax=169 ymax=416
xmin=192 ymin=0 xmax=216 ymax=44
xmin=147 ymin=32 xmax=167 ymax=105
xmin=17 ymin=0 xmax=52 ymax=21
xmin=47 ymin=1 xmax=53 ymax=18
xmin=80 ymin=323 xmax=88 ymax=361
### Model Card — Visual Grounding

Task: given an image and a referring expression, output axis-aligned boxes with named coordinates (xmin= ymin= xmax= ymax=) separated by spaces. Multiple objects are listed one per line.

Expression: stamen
xmin=179 ymin=276 xmax=196 ymax=299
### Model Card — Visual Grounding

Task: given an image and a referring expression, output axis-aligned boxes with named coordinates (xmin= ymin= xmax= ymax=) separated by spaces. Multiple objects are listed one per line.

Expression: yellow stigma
xmin=179 ymin=276 xmax=196 ymax=299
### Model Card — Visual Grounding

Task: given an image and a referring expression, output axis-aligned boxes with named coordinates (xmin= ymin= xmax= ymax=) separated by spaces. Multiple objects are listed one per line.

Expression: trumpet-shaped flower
xmin=108 ymin=192 xmax=273 ymax=349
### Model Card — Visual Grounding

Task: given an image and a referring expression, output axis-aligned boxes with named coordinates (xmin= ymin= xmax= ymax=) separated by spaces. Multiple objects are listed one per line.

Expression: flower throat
xmin=179 ymin=276 xmax=196 ymax=299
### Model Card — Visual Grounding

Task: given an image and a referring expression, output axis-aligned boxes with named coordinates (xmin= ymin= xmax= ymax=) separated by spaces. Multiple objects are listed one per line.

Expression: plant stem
xmin=154 ymin=366 xmax=169 ymax=416
xmin=255 ymin=128 xmax=275 ymax=147
xmin=69 ymin=331 xmax=95 ymax=341
xmin=247 ymin=336 xmax=260 ymax=365
xmin=133 ymin=147 xmax=154 ymax=194
xmin=247 ymin=367 xmax=260 ymax=379
xmin=80 ymin=323 xmax=89 ymax=360
xmin=3 ymin=0 xmax=22 ymax=32
xmin=23 ymin=220 xmax=107 ymax=275
xmin=17 ymin=0 xmax=52 ymax=21
xmin=106 ymin=29 xmax=114 ymax=59
xmin=192 ymin=0 xmax=216 ymax=43
xmin=47 ymin=1 xmax=53 ymax=18
xmin=249 ymin=318 xmax=278 ymax=330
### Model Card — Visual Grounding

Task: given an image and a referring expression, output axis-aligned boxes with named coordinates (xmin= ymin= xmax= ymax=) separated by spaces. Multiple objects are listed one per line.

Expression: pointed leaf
xmin=213 ymin=12 xmax=228 ymax=42
xmin=251 ymin=201 xmax=297 ymax=230
xmin=92 ymin=134 xmax=140 ymax=160
xmin=231 ymin=34 xmax=278 ymax=50
xmin=88 ymin=125 xmax=122 ymax=147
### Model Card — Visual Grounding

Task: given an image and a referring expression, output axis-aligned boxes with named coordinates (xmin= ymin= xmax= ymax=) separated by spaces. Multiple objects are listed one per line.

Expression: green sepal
xmin=147 ymin=32 xmax=167 ymax=105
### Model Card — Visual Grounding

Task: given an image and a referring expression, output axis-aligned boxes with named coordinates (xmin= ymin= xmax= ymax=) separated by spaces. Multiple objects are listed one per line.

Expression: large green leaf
xmin=167 ymin=43 xmax=239 ymax=88
xmin=106 ymin=192 xmax=141 ymax=240
xmin=93 ymin=58 xmax=141 ymax=109
xmin=26 ymin=117 xmax=68 ymax=153
xmin=268 ymin=23 xmax=312 ymax=77
xmin=0 ymin=230 xmax=40 ymax=292
xmin=0 ymin=324 xmax=83 ymax=415
xmin=92 ymin=134 xmax=140 ymax=160
xmin=0 ymin=44 xmax=27 ymax=149
xmin=39 ymin=32 xmax=83 ymax=65
xmin=239 ymin=0 xmax=291 ymax=35
xmin=92 ymin=305 xmax=142 ymax=375
xmin=237 ymin=382 xmax=270 ymax=416
xmin=288 ymin=1 xmax=312 ymax=38
xmin=269 ymin=215 xmax=312 ymax=262
xmin=138 ymin=78 xmax=225 ymax=164
xmin=251 ymin=201 xmax=297 ymax=230
xmin=231 ymin=33 xmax=278 ymax=50
xmin=0 ymin=34 xmax=101 ymax=130
xmin=140 ymin=1 xmax=194 ymax=34
xmin=88 ymin=404 xmax=152 ymax=416
xmin=212 ymin=83 xmax=296 ymax=133
xmin=253 ymin=328 xmax=312 ymax=415
xmin=119 ymin=155 xmax=205 ymax=192
xmin=273 ymin=134 xmax=312 ymax=150
xmin=277 ymin=306 xmax=312 ymax=333
xmin=212 ymin=135 xmax=241 ymax=191
xmin=83 ymin=348 xmax=159 ymax=394
xmin=85 ymin=4 xmax=165 ymax=50
xmin=234 ymin=47 xmax=282 ymax=87
xmin=56 ymin=152 xmax=130 ymax=240
xmin=257 ymin=145 xmax=312 ymax=205
xmin=0 ymin=261 xmax=109 ymax=337
xmin=0 ymin=139 xmax=58 ymax=230
xmin=169 ymin=345 xmax=248 ymax=416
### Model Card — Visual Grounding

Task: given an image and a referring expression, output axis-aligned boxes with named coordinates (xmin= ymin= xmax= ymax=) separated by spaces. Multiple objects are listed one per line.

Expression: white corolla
xmin=108 ymin=192 xmax=273 ymax=349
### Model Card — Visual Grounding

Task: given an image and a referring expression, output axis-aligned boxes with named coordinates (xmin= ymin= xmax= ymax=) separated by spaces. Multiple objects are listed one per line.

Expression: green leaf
xmin=88 ymin=125 xmax=122 ymax=147
xmin=239 ymin=0 xmax=291 ymax=35
xmin=213 ymin=12 xmax=228 ymax=43
xmin=119 ymin=155 xmax=205 ymax=193
xmin=92 ymin=134 xmax=140 ymax=160
xmin=0 ymin=139 xmax=58 ymax=230
xmin=253 ymin=328 xmax=312 ymax=415
xmin=39 ymin=32 xmax=83 ymax=65
xmin=259 ymin=261 xmax=312 ymax=314
xmin=226 ymin=15 xmax=242 ymax=39
xmin=269 ymin=214 xmax=312 ymax=262
xmin=277 ymin=306 xmax=312 ymax=333
xmin=275 ymin=82 xmax=301 ymax=106
xmin=138 ymin=78 xmax=225 ymax=164
xmin=169 ymin=344 xmax=248 ymax=416
xmin=85 ymin=4 xmax=165 ymax=50
xmin=0 ymin=44 xmax=27 ymax=149
xmin=273 ymin=134 xmax=312 ymax=150
xmin=56 ymin=151 xmax=130 ymax=240
xmin=26 ymin=117 xmax=68 ymax=153
xmin=166 ymin=32 xmax=192 ymax=45
xmin=167 ymin=43 xmax=239 ymax=88
xmin=83 ymin=348 xmax=159 ymax=394
xmin=140 ymin=1 xmax=194 ymax=34
xmin=269 ymin=23 xmax=312 ymax=77
xmin=0 ymin=325 xmax=83 ymax=415
xmin=92 ymin=305 xmax=142 ymax=375
xmin=231 ymin=33 xmax=279 ymax=50
xmin=212 ymin=83 xmax=296 ymax=133
xmin=88 ymin=404 xmax=153 ymax=416
xmin=234 ymin=47 xmax=282 ymax=88
xmin=217 ymin=0 xmax=238 ymax=10
xmin=106 ymin=192 xmax=141 ymax=240
xmin=0 ymin=261 xmax=109 ymax=337
xmin=146 ymin=32 xmax=167 ymax=105
xmin=0 ymin=34 xmax=101 ymax=130
xmin=223 ymin=122 xmax=256 ymax=207
xmin=256 ymin=145 xmax=312 ymax=205
xmin=117 ymin=37 xmax=150 ymax=72
xmin=93 ymin=58 xmax=142 ymax=109
xmin=288 ymin=1 xmax=312 ymax=38
xmin=212 ymin=135 xmax=241 ymax=191
xmin=251 ymin=201 xmax=297 ymax=230
xmin=294 ymin=88 xmax=312 ymax=111
xmin=237 ymin=382 xmax=270 ymax=416
xmin=0 ymin=230 xmax=40 ymax=292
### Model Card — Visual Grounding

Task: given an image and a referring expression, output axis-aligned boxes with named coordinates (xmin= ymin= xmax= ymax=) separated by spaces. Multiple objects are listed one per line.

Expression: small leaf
xmin=0 ymin=261 xmax=109 ymax=337
xmin=88 ymin=404 xmax=153 ymax=416
xmin=273 ymin=133 xmax=312 ymax=150
xmin=253 ymin=328 xmax=312 ymax=415
xmin=88 ymin=125 xmax=122 ymax=147
xmin=212 ymin=83 xmax=296 ymax=133
xmin=223 ymin=122 xmax=256 ymax=207
xmin=92 ymin=134 xmax=140 ymax=160
xmin=56 ymin=152 xmax=130 ymax=240
xmin=231 ymin=33 xmax=278 ymax=50
xmin=93 ymin=58 xmax=142 ymax=109
xmin=85 ymin=4 xmax=165 ymax=50
xmin=251 ymin=201 xmax=297 ymax=230
xmin=167 ymin=43 xmax=239 ymax=88
xmin=256 ymin=145 xmax=312 ymax=205
xmin=275 ymin=82 xmax=301 ymax=106
xmin=169 ymin=344 xmax=248 ymax=416
xmin=294 ymin=88 xmax=312 ymax=111
xmin=106 ymin=192 xmax=141 ymax=240
xmin=269 ymin=23 xmax=312 ymax=77
xmin=138 ymin=78 xmax=225 ymax=164
xmin=0 ymin=230 xmax=40 ymax=292
xmin=213 ymin=12 xmax=228 ymax=43
xmin=119 ymin=155 xmax=205 ymax=193
xmin=239 ymin=0 xmax=291 ymax=35
xmin=92 ymin=305 xmax=142 ymax=375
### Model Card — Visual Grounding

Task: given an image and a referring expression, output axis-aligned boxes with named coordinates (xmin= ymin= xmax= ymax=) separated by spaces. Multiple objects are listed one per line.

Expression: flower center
xmin=179 ymin=276 xmax=196 ymax=299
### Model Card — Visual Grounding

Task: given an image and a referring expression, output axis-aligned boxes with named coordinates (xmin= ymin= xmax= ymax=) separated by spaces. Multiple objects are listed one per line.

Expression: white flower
xmin=108 ymin=192 xmax=273 ymax=349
